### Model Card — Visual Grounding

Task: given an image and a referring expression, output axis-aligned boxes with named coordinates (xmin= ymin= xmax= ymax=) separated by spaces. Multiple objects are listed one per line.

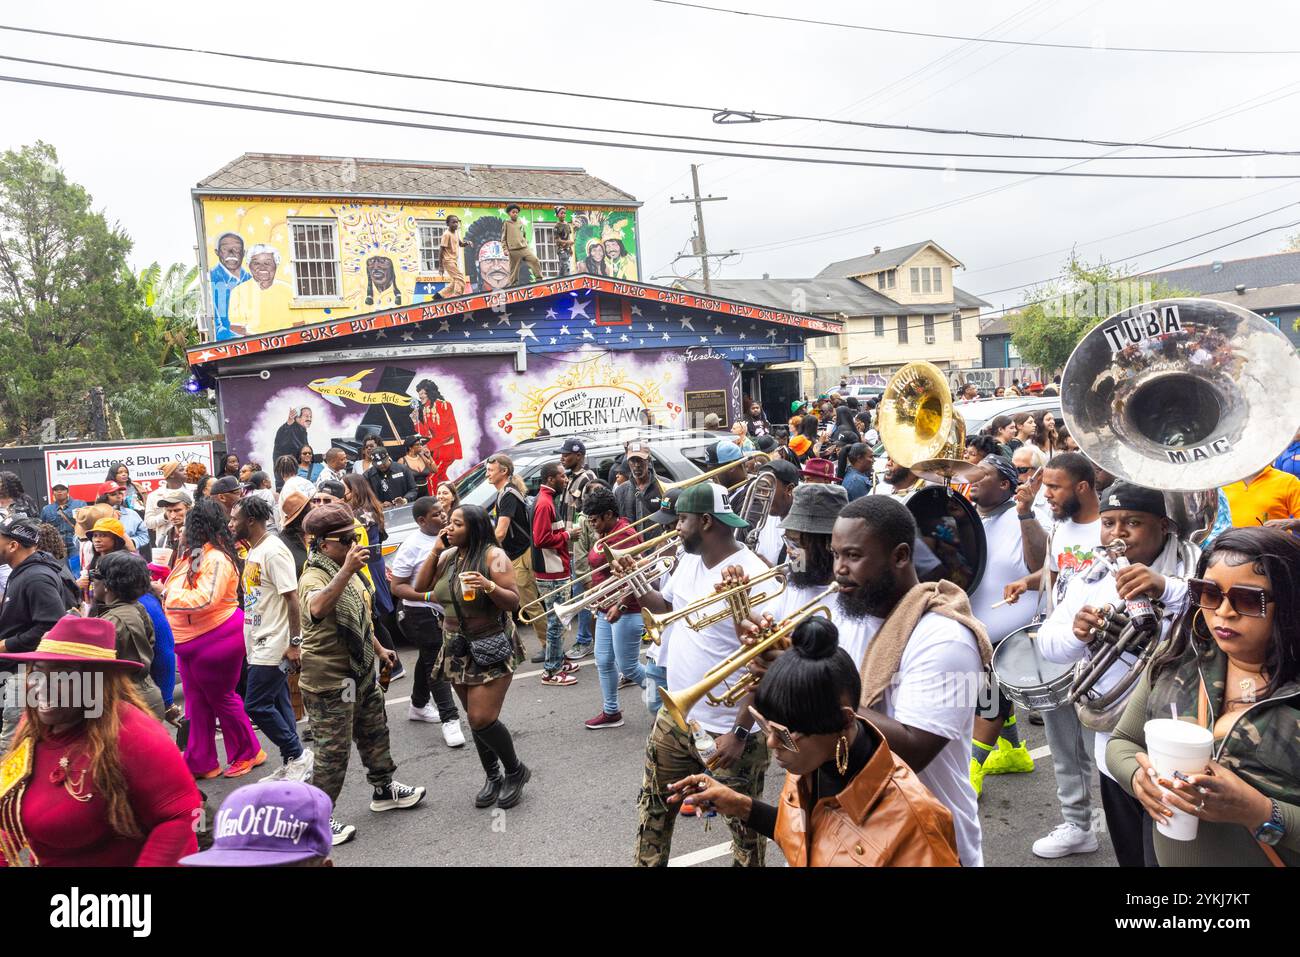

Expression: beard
xmin=836 ymin=576 xmax=901 ymax=620
xmin=1051 ymin=494 xmax=1081 ymax=520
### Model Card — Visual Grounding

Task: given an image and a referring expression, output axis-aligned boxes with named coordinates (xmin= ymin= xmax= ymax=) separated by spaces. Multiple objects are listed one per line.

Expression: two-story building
xmin=187 ymin=153 xmax=843 ymax=475
xmin=680 ymin=241 xmax=989 ymax=401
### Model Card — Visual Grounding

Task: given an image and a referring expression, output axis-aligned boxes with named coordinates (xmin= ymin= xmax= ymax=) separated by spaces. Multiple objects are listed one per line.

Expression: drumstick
xmin=990 ymin=598 xmax=1011 ymax=608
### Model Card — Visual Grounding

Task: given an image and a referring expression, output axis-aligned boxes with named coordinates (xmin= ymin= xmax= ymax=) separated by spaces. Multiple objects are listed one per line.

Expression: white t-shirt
xmin=754 ymin=514 xmax=784 ymax=567
xmin=662 ymin=545 xmax=773 ymax=735
xmin=390 ymin=529 xmax=441 ymax=610
xmin=1031 ymin=487 xmax=1053 ymax=532
xmin=969 ymin=504 xmax=1037 ymax=644
xmin=1038 ymin=568 xmax=1189 ymax=779
xmin=1046 ymin=518 xmax=1102 ymax=608
xmin=834 ymin=610 xmax=985 ymax=868
xmin=242 ymin=534 xmax=299 ymax=666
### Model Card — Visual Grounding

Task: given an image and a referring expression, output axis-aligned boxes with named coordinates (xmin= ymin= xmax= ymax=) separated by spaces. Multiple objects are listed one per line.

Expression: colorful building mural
xmin=219 ymin=349 xmax=737 ymax=478
xmin=200 ymin=197 xmax=640 ymax=340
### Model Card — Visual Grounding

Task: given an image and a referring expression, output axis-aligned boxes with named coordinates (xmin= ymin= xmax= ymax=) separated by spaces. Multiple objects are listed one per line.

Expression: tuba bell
xmin=1060 ymin=297 xmax=1300 ymax=731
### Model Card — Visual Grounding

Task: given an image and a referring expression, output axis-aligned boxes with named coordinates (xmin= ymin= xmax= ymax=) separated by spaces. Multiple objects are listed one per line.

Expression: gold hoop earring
xmin=835 ymin=736 xmax=849 ymax=775
xmin=1193 ymin=607 xmax=1212 ymax=639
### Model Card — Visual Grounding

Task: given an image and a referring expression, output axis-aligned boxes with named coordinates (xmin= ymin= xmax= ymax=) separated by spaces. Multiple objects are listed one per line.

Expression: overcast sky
xmin=4 ymin=0 xmax=1299 ymax=315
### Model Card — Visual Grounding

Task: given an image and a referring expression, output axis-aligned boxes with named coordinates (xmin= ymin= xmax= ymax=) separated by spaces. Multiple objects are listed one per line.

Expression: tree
xmin=1285 ymin=232 xmax=1300 ymax=253
xmin=1008 ymin=253 xmax=1191 ymax=374
xmin=0 ymin=142 xmax=159 ymax=440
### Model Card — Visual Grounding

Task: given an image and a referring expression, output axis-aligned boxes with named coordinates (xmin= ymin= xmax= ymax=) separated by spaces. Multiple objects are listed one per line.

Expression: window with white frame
xmin=910 ymin=267 xmax=920 ymax=293
xmin=289 ymin=219 xmax=340 ymax=298
xmin=811 ymin=333 xmax=843 ymax=351
xmin=897 ymin=316 xmax=909 ymax=344
xmin=876 ymin=269 xmax=896 ymax=290
xmin=932 ymin=267 xmax=943 ymax=292
xmin=533 ymin=222 xmax=559 ymax=278
xmin=921 ymin=269 xmax=932 ymax=294
xmin=952 ymin=312 xmax=963 ymax=341
xmin=874 ymin=316 xmax=884 ymax=337
xmin=923 ymin=315 xmax=935 ymax=339
xmin=417 ymin=220 xmax=446 ymax=272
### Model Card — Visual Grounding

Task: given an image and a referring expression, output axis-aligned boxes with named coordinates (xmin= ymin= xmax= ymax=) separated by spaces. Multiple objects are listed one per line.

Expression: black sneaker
xmin=475 ymin=773 xmax=504 ymax=808
xmin=496 ymin=763 xmax=531 ymax=809
xmin=370 ymin=781 xmax=427 ymax=811
xmin=330 ymin=818 xmax=356 ymax=846
xmin=529 ymin=650 xmax=546 ymax=664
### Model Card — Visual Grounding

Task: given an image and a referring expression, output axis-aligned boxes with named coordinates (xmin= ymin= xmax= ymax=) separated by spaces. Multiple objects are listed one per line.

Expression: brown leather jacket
xmin=773 ymin=721 xmax=961 ymax=867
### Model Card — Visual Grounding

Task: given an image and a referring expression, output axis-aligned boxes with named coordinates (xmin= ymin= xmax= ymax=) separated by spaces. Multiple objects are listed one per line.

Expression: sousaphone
xmin=1061 ymin=297 xmax=1300 ymax=730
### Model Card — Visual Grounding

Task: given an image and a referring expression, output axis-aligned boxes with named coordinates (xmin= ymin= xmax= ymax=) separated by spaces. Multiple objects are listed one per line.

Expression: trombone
xmin=659 ymin=584 xmax=839 ymax=732
xmin=516 ymin=530 xmax=679 ymax=626
xmin=640 ymin=561 xmax=790 ymax=646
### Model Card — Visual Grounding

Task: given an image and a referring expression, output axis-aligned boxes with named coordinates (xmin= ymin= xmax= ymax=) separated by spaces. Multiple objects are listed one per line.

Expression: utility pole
xmin=670 ymin=164 xmax=736 ymax=294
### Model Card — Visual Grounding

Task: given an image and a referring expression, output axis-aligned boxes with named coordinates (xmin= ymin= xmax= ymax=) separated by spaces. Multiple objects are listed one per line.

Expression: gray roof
xmin=816 ymin=240 xmax=963 ymax=278
xmin=1141 ymin=251 xmax=1300 ymax=295
xmin=1201 ymin=283 xmax=1300 ymax=313
xmin=196 ymin=153 xmax=638 ymax=205
xmin=976 ymin=315 xmax=1013 ymax=337
xmin=678 ymin=277 xmax=987 ymax=317
xmin=955 ymin=287 xmax=993 ymax=309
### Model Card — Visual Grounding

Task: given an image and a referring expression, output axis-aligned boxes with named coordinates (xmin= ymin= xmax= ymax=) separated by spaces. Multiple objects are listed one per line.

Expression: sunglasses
xmin=1187 ymin=578 xmax=1273 ymax=619
xmin=748 ymin=706 xmax=799 ymax=753
xmin=323 ymin=533 xmax=359 ymax=547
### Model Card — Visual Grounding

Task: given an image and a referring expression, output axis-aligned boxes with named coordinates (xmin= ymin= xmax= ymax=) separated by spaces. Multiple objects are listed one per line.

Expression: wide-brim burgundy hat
xmin=0 ymin=615 xmax=143 ymax=670
xmin=800 ymin=457 xmax=839 ymax=482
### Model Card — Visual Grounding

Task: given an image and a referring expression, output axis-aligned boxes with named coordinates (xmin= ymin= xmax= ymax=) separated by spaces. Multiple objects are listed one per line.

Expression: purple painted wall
xmin=219 ymin=348 xmax=740 ymax=479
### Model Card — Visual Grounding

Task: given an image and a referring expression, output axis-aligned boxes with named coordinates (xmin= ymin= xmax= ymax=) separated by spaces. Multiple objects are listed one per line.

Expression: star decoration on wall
xmin=374 ymin=329 xmax=388 ymax=339
xmin=631 ymin=305 xmax=643 ymax=317
xmin=746 ymin=353 xmax=756 ymax=362
xmin=679 ymin=316 xmax=695 ymax=331
xmin=647 ymin=323 xmax=655 ymax=332
xmin=619 ymin=334 xmax=629 ymax=342
xmin=568 ymin=299 xmax=591 ymax=320
xmin=401 ymin=330 xmax=415 ymax=342
xmin=546 ymin=308 xmax=558 ymax=319
xmin=464 ymin=330 xmax=472 ymax=337
xmin=437 ymin=319 xmax=450 ymax=332
xmin=713 ymin=325 xmax=723 ymax=335
xmin=516 ymin=321 xmax=537 ymax=342
xmin=738 ymin=332 xmax=746 ymax=340
xmin=662 ymin=333 xmax=670 ymax=341
xmin=496 ymin=311 xmax=512 ymax=326
xmin=549 ymin=337 xmax=557 ymax=345
xmin=581 ymin=329 xmax=595 ymax=340
xmin=699 ymin=336 xmax=709 ymax=343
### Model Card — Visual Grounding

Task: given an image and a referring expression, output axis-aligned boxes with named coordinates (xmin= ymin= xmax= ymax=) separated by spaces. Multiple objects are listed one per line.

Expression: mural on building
xmin=201 ymin=198 xmax=640 ymax=340
xmin=221 ymin=349 xmax=729 ymax=479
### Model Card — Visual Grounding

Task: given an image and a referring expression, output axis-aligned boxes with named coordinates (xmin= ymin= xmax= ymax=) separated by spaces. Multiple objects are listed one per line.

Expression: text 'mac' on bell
xmin=1061 ymin=298 xmax=1300 ymax=492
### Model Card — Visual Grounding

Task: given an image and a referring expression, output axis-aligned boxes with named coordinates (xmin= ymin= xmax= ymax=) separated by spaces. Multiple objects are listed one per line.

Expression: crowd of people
xmin=0 ymin=391 xmax=1296 ymax=868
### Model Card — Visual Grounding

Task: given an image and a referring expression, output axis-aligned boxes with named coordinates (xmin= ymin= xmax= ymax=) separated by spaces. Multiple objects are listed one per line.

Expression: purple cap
xmin=180 ymin=781 xmax=332 ymax=867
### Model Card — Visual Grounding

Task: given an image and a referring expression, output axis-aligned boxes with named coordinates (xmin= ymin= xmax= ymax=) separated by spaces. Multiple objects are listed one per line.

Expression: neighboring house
xmin=193 ymin=153 xmax=643 ymax=340
xmin=679 ymin=241 xmax=990 ymax=395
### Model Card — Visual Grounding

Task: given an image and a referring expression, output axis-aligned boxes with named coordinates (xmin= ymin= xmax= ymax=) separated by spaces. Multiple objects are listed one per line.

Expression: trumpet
xmin=659 ymin=584 xmax=839 ymax=732
xmin=640 ymin=561 xmax=790 ymax=646
xmin=655 ymin=451 xmax=772 ymax=498
xmin=517 ymin=530 xmax=679 ymax=626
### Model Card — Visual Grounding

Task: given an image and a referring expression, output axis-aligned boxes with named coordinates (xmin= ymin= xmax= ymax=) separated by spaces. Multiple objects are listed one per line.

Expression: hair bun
xmin=790 ymin=617 xmax=840 ymax=660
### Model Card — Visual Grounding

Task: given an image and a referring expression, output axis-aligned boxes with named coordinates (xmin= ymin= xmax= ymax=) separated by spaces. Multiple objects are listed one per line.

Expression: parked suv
xmin=379 ymin=426 xmax=729 ymax=554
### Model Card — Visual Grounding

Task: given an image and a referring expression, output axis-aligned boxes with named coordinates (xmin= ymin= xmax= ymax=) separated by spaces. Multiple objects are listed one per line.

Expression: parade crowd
xmin=0 ymin=384 xmax=1297 ymax=869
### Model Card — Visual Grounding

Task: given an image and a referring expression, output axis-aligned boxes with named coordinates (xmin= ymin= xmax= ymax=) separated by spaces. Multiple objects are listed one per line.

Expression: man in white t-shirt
xmin=1037 ymin=482 xmax=1191 ymax=867
xmin=628 ymin=482 xmax=773 ymax=867
xmin=389 ymin=497 xmax=465 ymax=748
xmin=234 ymin=496 xmax=312 ymax=782
xmin=967 ymin=456 xmax=1047 ymax=794
xmin=1003 ymin=451 xmax=1103 ymax=859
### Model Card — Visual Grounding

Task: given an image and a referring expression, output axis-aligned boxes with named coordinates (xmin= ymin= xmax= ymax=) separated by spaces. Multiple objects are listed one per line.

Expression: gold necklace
xmin=51 ymin=756 xmax=93 ymax=804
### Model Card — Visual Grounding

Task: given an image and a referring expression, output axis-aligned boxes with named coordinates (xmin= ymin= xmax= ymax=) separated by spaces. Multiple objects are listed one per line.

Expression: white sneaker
xmin=330 ymin=818 xmax=356 ymax=846
xmin=1032 ymin=822 xmax=1099 ymax=859
xmin=260 ymin=763 xmax=289 ymax=782
xmin=442 ymin=719 xmax=467 ymax=748
xmin=282 ymin=748 xmax=314 ymax=782
xmin=408 ymin=702 xmax=441 ymax=723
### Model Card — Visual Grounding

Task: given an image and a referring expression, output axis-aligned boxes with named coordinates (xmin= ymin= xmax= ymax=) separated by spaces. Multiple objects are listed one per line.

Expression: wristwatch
xmin=1254 ymin=799 xmax=1285 ymax=847
xmin=289 ymin=636 xmax=303 ymax=648
xmin=731 ymin=726 xmax=750 ymax=742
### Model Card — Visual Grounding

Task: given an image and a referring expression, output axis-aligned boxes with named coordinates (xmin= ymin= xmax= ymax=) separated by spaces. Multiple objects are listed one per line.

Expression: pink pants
xmin=175 ymin=610 xmax=259 ymax=774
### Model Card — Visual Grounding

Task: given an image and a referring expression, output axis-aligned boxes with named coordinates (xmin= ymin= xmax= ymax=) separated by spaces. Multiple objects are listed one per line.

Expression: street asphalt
xmin=197 ymin=632 xmax=1119 ymax=868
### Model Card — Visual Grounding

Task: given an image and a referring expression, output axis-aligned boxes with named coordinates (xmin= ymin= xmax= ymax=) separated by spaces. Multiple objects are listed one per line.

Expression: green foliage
xmin=0 ymin=142 xmax=207 ymax=441
xmin=1285 ymin=232 xmax=1300 ymax=253
xmin=1008 ymin=253 xmax=1192 ymax=374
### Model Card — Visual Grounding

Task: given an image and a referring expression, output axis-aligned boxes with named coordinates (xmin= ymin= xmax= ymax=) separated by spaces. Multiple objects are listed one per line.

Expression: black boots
xmin=475 ymin=773 xmax=504 ymax=808
xmin=496 ymin=763 xmax=531 ymax=809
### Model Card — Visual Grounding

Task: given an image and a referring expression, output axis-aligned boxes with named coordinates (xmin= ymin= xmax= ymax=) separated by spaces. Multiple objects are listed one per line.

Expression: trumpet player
xmin=624 ymin=482 xmax=773 ymax=867
xmin=1035 ymin=483 xmax=1193 ymax=867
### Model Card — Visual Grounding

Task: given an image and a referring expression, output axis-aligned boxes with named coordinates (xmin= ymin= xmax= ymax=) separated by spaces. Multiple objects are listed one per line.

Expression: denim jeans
xmin=537 ymin=576 xmax=570 ymax=675
xmin=244 ymin=663 xmax=304 ymax=763
xmin=400 ymin=605 xmax=459 ymax=722
xmin=595 ymin=611 xmax=645 ymax=715
xmin=571 ymin=579 xmax=594 ymax=648
xmin=643 ymin=661 xmax=668 ymax=717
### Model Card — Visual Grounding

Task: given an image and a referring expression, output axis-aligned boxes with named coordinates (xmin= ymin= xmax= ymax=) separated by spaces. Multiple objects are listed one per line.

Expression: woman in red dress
xmin=410 ymin=378 xmax=462 ymax=488
xmin=0 ymin=616 xmax=201 ymax=867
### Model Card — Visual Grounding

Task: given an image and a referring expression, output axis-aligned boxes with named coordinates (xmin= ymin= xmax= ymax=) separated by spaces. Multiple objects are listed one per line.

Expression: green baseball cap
xmin=674 ymin=482 xmax=749 ymax=529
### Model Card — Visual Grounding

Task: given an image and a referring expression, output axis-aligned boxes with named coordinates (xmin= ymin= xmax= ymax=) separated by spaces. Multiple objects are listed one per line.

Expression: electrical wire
xmin=651 ymin=1 xmax=1300 ymax=56
xmin=7 ymin=72 xmax=1300 ymax=180
xmin=2 ymin=22 xmax=1297 ymax=155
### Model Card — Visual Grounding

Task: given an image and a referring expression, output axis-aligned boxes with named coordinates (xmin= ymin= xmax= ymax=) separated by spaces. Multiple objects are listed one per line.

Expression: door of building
xmin=757 ymin=370 xmax=800 ymax=435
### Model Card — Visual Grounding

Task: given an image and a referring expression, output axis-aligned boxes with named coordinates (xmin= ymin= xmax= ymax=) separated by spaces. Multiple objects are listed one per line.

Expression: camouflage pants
xmin=301 ymin=677 xmax=396 ymax=807
xmin=635 ymin=708 xmax=768 ymax=867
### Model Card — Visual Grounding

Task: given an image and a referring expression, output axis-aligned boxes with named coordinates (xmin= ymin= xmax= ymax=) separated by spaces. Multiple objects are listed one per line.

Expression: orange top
xmin=162 ymin=544 xmax=239 ymax=643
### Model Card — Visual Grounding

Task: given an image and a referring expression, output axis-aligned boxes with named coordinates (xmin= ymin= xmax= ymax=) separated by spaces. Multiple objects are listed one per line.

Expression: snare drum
xmin=990 ymin=624 xmax=1075 ymax=712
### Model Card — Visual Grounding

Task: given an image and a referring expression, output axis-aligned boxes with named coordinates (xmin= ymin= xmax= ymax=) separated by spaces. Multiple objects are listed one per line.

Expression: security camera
xmin=259 ymin=370 xmax=270 ymax=380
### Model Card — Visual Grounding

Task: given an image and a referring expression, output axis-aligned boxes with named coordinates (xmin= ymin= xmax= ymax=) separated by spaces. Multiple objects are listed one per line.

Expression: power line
xmin=0 ymin=53 xmax=1257 ymax=163
xmin=1 ymin=23 xmax=1297 ymax=155
xmin=10 ymin=72 xmax=1300 ymax=180
xmin=651 ymin=1 xmax=1300 ymax=56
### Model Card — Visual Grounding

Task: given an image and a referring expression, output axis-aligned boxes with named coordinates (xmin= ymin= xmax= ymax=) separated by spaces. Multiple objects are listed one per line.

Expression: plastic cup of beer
xmin=1143 ymin=718 xmax=1214 ymax=841
xmin=153 ymin=547 xmax=173 ymax=567
xmin=458 ymin=572 xmax=477 ymax=601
